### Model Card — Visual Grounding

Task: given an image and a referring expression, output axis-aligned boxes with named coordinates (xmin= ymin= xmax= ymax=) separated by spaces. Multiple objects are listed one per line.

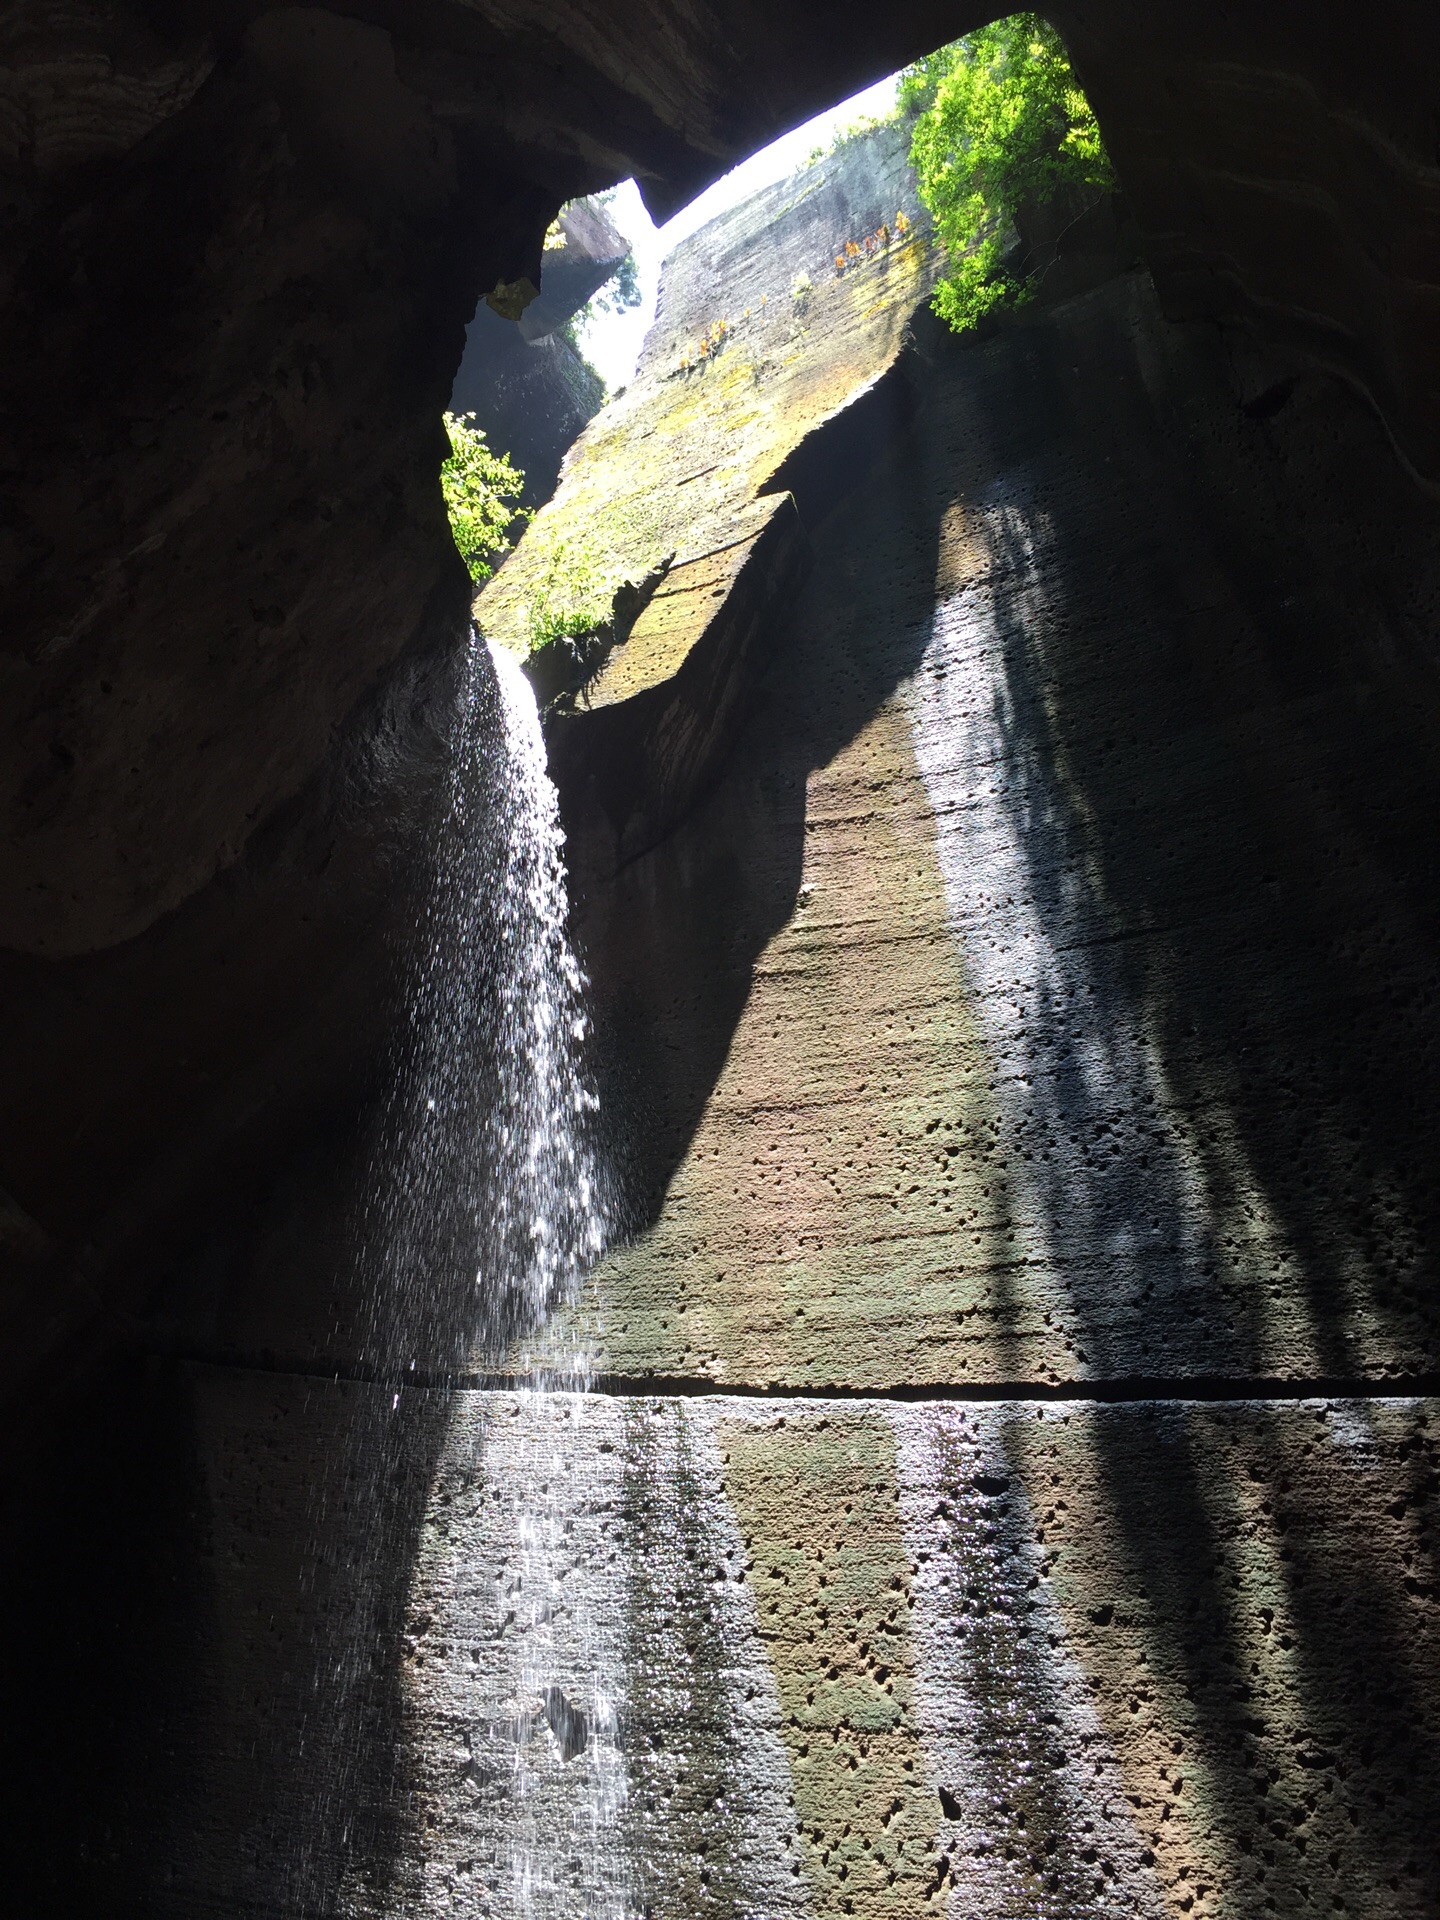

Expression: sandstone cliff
xmin=3 ymin=0 xmax=1438 ymax=1457
xmin=95 ymin=114 xmax=1440 ymax=1920
xmin=5 ymin=4 xmax=1440 ymax=1911
xmin=477 ymin=117 xmax=937 ymax=868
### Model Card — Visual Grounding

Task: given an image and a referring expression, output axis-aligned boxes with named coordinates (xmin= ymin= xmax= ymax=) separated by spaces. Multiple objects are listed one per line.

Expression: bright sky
xmin=576 ymin=72 xmax=900 ymax=392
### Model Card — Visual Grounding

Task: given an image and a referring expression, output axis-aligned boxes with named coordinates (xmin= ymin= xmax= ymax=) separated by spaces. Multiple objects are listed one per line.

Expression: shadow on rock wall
xmin=571 ymin=361 xmax=945 ymax=1236
xmin=561 ymin=274 xmax=1440 ymax=1910
xmin=579 ymin=277 xmax=1440 ymax=1392
xmin=1 ymin=1357 xmax=454 ymax=1917
xmin=0 ymin=635 xmax=600 ymax=1914
xmin=952 ymin=279 xmax=1440 ymax=1385
xmin=949 ymin=281 xmax=1440 ymax=1911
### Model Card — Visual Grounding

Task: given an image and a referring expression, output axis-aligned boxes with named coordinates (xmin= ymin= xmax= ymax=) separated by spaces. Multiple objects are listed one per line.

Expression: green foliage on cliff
xmin=525 ymin=537 xmax=614 ymax=654
xmin=440 ymin=412 xmax=527 ymax=584
xmin=901 ymin=15 xmax=1112 ymax=334
xmin=565 ymin=251 xmax=643 ymax=350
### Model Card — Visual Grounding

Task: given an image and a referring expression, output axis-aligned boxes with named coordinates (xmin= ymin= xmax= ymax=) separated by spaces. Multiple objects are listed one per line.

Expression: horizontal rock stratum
xmin=179 ymin=1369 xmax=1439 ymax=1919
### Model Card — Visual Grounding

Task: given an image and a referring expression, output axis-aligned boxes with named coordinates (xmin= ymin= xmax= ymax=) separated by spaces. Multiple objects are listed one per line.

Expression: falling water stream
xmin=348 ymin=630 xmax=608 ymax=1376
xmin=285 ymin=630 xmax=619 ymax=1918
xmin=449 ymin=636 xmax=628 ymax=1920
xmin=474 ymin=633 xmax=609 ymax=1364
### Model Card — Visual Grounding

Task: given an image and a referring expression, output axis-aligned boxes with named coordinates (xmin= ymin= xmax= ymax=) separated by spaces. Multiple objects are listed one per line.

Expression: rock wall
xmin=508 ymin=131 xmax=1438 ymax=1914
xmin=65 ymin=137 xmax=1440 ymax=1917
xmin=449 ymin=193 xmax=624 ymax=511
xmin=556 ymin=271 xmax=1440 ymax=1394
xmin=173 ymin=1376 xmax=1436 ymax=1920
xmin=4 ymin=1 xmax=1440 ymax=1908
xmin=476 ymin=118 xmax=938 ymax=872
xmin=450 ymin=309 xmax=605 ymax=511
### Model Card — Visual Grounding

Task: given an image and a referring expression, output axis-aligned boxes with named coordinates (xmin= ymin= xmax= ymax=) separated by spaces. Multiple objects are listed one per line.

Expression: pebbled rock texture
xmin=70 ymin=167 xmax=1440 ymax=1920
xmin=4 ymin=3 xmax=1440 ymax=1909
xmin=104 ymin=1368 xmax=1440 ymax=1919
xmin=3 ymin=0 xmax=1439 ymax=1436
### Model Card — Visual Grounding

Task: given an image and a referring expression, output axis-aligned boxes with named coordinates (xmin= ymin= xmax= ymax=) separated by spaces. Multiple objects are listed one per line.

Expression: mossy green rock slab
xmin=525 ymin=267 xmax=1440 ymax=1395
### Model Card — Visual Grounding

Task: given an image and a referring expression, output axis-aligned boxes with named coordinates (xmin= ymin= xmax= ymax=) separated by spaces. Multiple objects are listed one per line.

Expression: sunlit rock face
xmin=475 ymin=119 xmax=937 ymax=871
xmin=482 ymin=154 xmax=1437 ymax=1916
xmin=540 ymin=223 xmax=1440 ymax=1404
xmin=164 ymin=1373 xmax=1438 ymax=1918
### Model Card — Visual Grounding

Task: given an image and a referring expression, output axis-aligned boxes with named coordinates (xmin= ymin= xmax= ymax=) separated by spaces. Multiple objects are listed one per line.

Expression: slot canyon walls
xmin=4 ymin=0 xmax=1440 ymax=1412
xmin=1 ymin=0 xmax=1439 ymax=1912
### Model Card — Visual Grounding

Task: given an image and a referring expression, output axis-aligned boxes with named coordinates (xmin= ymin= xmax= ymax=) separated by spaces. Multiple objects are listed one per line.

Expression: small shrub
xmin=440 ymin=412 xmax=527 ymax=584
xmin=526 ymin=539 xmax=614 ymax=654
xmin=901 ymin=14 xmax=1112 ymax=334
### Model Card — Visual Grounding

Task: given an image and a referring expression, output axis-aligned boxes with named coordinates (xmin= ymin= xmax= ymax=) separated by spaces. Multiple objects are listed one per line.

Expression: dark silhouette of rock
xmin=449 ymin=192 xmax=626 ymax=510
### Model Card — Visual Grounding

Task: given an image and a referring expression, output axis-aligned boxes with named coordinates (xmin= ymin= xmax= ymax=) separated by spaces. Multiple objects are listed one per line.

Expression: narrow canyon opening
xmin=1 ymin=6 xmax=1438 ymax=1916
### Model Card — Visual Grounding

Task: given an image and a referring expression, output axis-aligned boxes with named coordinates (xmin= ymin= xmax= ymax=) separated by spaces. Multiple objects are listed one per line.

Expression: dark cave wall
xmin=1055 ymin=0 xmax=1440 ymax=483
xmin=0 ymin=0 xmax=962 ymax=1401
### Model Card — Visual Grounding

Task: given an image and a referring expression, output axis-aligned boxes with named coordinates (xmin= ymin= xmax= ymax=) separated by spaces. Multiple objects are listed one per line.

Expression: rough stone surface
xmin=94 ymin=244 xmax=1440 ymax=1910
xmin=476 ymin=120 xmax=936 ymax=679
xmin=449 ymin=193 xmax=624 ymax=510
xmin=5 ymin=0 xmax=1440 ymax=1451
xmin=0 ymin=4 xmax=958 ymax=1393
xmin=119 ymin=1369 xmax=1440 ymax=1919
xmin=450 ymin=308 xmax=605 ymax=513
xmin=538 ymin=269 xmax=1440 ymax=1394
xmin=6 ymin=4 xmax=1440 ymax=1909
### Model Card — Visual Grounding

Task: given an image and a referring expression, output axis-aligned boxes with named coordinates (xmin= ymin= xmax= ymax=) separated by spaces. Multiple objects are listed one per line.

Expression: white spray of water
xmin=281 ymin=631 xmax=619 ymax=1918
xmin=371 ymin=635 xmax=628 ymax=1920
xmin=479 ymin=636 xmax=609 ymax=1365
xmin=468 ymin=639 xmax=627 ymax=1917
xmin=346 ymin=630 xmax=608 ymax=1376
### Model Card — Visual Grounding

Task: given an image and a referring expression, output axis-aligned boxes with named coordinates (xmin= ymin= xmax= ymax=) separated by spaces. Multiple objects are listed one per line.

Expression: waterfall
xmin=280 ymin=630 xmax=617 ymax=1918
xmin=479 ymin=637 xmax=609 ymax=1368
xmin=388 ymin=636 xmax=627 ymax=1920
xmin=349 ymin=629 xmax=609 ymax=1378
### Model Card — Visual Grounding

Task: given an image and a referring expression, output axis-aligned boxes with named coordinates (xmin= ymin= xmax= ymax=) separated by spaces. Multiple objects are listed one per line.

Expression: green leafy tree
xmin=901 ymin=14 xmax=1112 ymax=334
xmin=440 ymin=412 xmax=527 ymax=584
xmin=592 ymin=250 xmax=641 ymax=315
xmin=564 ymin=251 xmax=643 ymax=347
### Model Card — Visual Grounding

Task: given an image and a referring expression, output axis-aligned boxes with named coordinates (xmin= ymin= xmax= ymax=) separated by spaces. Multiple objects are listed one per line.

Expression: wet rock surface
xmin=5 ymin=1 xmax=1440 ymax=1908
xmin=92 ymin=254 xmax=1440 ymax=1912
xmin=4 ymin=0 xmax=1439 ymax=1462
xmin=123 ymin=1371 xmax=1440 ymax=1918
